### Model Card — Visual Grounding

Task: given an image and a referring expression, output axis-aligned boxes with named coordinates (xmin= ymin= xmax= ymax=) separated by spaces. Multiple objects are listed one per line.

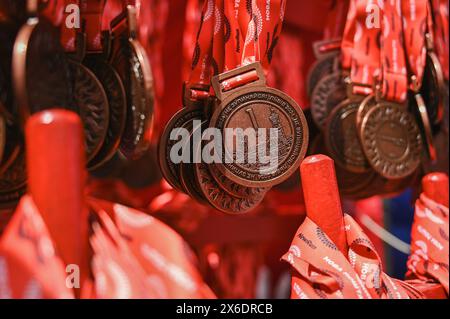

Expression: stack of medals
xmin=0 ymin=0 xmax=155 ymax=208
xmin=158 ymin=0 xmax=309 ymax=214
xmin=309 ymin=0 xmax=448 ymax=199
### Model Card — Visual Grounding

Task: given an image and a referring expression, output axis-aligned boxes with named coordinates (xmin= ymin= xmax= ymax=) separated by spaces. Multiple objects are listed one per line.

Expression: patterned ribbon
xmin=341 ymin=0 xmax=357 ymax=70
xmin=0 ymin=195 xmax=215 ymax=299
xmin=407 ymin=194 xmax=449 ymax=295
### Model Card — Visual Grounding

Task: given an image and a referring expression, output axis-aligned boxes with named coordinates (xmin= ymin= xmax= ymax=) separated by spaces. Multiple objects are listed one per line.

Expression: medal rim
xmin=324 ymin=98 xmax=372 ymax=173
xmin=360 ymin=101 xmax=423 ymax=179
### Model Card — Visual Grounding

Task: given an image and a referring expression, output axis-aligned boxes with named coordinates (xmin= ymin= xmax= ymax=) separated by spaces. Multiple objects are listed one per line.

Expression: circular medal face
xmin=361 ymin=102 xmax=423 ymax=179
xmin=410 ymin=92 xmax=436 ymax=161
xmin=310 ymin=72 xmax=346 ymax=129
xmin=421 ymin=53 xmax=445 ymax=127
xmin=111 ymin=37 xmax=155 ymax=160
xmin=210 ymin=88 xmax=308 ymax=188
xmin=12 ymin=19 xmax=75 ymax=123
xmin=306 ymin=53 xmax=336 ymax=98
xmin=84 ymin=55 xmax=127 ymax=170
xmin=356 ymin=94 xmax=376 ymax=132
xmin=0 ymin=149 xmax=26 ymax=209
xmin=69 ymin=60 xmax=109 ymax=162
xmin=158 ymin=107 xmax=203 ymax=192
xmin=325 ymin=100 xmax=371 ymax=173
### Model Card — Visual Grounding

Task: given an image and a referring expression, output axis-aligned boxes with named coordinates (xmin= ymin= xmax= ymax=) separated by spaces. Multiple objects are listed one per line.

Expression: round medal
xmin=111 ymin=36 xmax=155 ymax=160
xmin=12 ymin=18 xmax=75 ymax=124
xmin=360 ymin=102 xmax=423 ymax=179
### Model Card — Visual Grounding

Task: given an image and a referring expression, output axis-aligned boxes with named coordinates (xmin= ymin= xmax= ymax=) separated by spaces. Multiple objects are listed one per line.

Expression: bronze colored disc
xmin=310 ymin=72 xmax=346 ymax=129
xmin=210 ymin=88 xmax=309 ymax=188
xmin=208 ymin=162 xmax=269 ymax=199
xmin=84 ymin=55 xmax=127 ymax=170
xmin=361 ymin=102 xmax=423 ymax=179
xmin=68 ymin=60 xmax=109 ymax=162
xmin=356 ymin=94 xmax=376 ymax=132
xmin=12 ymin=18 xmax=75 ymax=124
xmin=179 ymin=120 xmax=208 ymax=204
xmin=410 ymin=92 xmax=436 ymax=161
xmin=158 ymin=107 xmax=203 ymax=192
xmin=325 ymin=99 xmax=371 ymax=173
xmin=421 ymin=52 xmax=445 ymax=126
xmin=306 ymin=53 xmax=336 ymax=98
xmin=111 ymin=36 xmax=155 ymax=160
xmin=0 ymin=148 xmax=26 ymax=209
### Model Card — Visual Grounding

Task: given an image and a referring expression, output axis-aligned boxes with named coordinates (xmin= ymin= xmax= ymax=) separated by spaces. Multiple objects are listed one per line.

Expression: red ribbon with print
xmin=350 ymin=0 xmax=382 ymax=96
xmin=380 ymin=0 xmax=408 ymax=103
xmin=282 ymin=214 xmax=416 ymax=299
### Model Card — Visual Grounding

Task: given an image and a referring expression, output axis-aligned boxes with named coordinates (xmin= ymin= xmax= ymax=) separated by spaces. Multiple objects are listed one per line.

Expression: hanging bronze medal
xmin=210 ymin=63 xmax=308 ymax=188
xmin=81 ymin=0 xmax=127 ymax=170
xmin=324 ymin=89 xmax=371 ymax=173
xmin=310 ymin=69 xmax=346 ymax=129
xmin=12 ymin=0 xmax=75 ymax=126
xmin=109 ymin=5 xmax=154 ymax=160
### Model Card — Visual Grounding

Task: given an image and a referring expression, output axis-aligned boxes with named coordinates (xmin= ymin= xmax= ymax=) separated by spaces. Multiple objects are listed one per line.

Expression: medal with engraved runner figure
xmin=0 ymin=149 xmax=26 ymax=209
xmin=12 ymin=0 xmax=75 ymax=126
xmin=209 ymin=0 xmax=308 ymax=188
xmin=110 ymin=5 xmax=154 ymax=160
xmin=81 ymin=0 xmax=127 ymax=169
xmin=361 ymin=0 xmax=422 ymax=179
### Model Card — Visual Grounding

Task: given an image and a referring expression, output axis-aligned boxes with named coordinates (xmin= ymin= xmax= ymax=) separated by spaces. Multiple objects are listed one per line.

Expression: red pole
xmin=25 ymin=109 xmax=89 ymax=296
xmin=422 ymin=172 xmax=449 ymax=208
xmin=300 ymin=154 xmax=348 ymax=255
